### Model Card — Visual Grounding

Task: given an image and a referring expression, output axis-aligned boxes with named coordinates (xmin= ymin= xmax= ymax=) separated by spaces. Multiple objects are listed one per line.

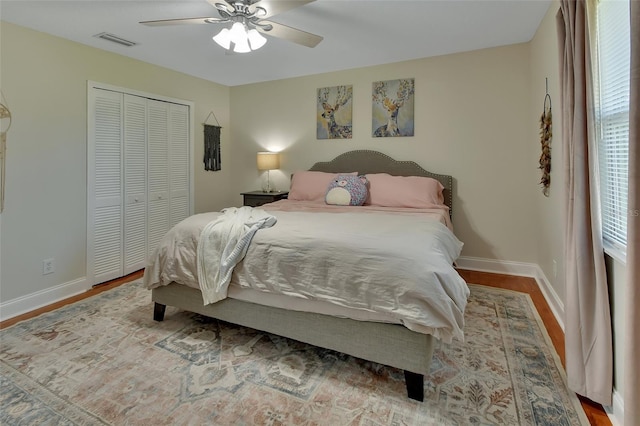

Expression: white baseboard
xmin=0 ymin=277 xmax=90 ymax=322
xmin=457 ymin=256 xmax=539 ymax=276
xmin=532 ymin=264 xmax=565 ymax=331
xmin=605 ymin=388 xmax=625 ymax=426
xmin=456 ymin=256 xmax=565 ymax=330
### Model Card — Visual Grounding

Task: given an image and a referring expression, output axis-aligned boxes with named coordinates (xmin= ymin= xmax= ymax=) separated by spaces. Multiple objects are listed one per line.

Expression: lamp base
xmin=261 ymin=171 xmax=276 ymax=193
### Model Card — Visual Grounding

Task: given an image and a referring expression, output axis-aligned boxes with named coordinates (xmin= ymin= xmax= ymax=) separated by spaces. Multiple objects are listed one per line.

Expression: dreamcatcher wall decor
xmin=539 ymin=79 xmax=552 ymax=197
xmin=0 ymin=92 xmax=12 ymax=212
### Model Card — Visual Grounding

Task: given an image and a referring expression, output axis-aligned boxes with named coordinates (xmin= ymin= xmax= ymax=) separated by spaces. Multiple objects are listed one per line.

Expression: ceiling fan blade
xmin=258 ymin=20 xmax=322 ymax=48
xmin=254 ymin=0 xmax=316 ymax=19
xmin=140 ymin=17 xmax=227 ymax=26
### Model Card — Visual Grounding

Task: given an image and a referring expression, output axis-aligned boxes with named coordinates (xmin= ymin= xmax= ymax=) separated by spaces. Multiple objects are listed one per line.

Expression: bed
xmin=144 ymin=150 xmax=468 ymax=401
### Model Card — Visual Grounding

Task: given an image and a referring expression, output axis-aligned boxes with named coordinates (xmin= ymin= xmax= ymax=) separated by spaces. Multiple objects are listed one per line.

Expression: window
xmin=592 ymin=0 xmax=630 ymax=259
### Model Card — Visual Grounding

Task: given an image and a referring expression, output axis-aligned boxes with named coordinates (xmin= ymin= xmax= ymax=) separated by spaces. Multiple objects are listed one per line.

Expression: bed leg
xmin=404 ymin=371 xmax=424 ymax=402
xmin=153 ymin=302 xmax=166 ymax=322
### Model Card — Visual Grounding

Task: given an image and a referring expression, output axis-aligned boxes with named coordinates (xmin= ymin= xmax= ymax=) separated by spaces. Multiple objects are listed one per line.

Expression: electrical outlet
xmin=552 ymin=260 xmax=557 ymax=278
xmin=42 ymin=258 xmax=55 ymax=275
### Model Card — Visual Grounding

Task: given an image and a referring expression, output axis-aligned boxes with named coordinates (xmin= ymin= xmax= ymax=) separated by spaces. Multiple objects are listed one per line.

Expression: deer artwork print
xmin=372 ymin=78 xmax=415 ymax=137
xmin=317 ymin=85 xmax=353 ymax=139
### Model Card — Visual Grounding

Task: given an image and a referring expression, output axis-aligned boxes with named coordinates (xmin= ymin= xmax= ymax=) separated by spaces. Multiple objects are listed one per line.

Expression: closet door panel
xmin=123 ymin=95 xmax=147 ymax=274
xmin=91 ymin=90 xmax=123 ymax=283
xmin=147 ymin=100 xmax=170 ymax=258
xmin=169 ymin=103 xmax=190 ymax=228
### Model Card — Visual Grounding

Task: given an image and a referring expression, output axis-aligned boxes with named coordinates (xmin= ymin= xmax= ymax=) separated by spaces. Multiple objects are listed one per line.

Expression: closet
xmin=87 ymin=84 xmax=192 ymax=285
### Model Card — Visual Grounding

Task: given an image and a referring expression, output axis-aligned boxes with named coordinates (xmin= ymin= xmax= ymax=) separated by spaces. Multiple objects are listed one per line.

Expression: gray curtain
xmin=624 ymin=1 xmax=639 ymax=424
xmin=556 ymin=0 xmax=613 ymax=406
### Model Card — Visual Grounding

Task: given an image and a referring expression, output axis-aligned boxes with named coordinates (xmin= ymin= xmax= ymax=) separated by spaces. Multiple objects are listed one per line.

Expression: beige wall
xmin=0 ymin=22 xmax=232 ymax=301
xmin=229 ymin=43 xmax=540 ymax=263
xmin=529 ymin=3 xmax=566 ymax=302
xmin=0 ymin=19 xmax=4 ymax=292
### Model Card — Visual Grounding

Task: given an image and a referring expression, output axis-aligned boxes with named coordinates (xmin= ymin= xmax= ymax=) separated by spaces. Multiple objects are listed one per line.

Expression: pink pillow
xmin=289 ymin=171 xmax=357 ymax=201
xmin=365 ymin=173 xmax=445 ymax=208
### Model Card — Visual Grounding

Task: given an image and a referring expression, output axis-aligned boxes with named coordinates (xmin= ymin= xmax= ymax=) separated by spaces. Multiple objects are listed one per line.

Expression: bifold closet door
xmin=123 ymin=95 xmax=147 ymax=274
xmin=146 ymin=101 xmax=191 ymax=258
xmin=147 ymin=100 xmax=170 ymax=259
xmin=89 ymin=89 xmax=123 ymax=284
xmin=89 ymin=87 xmax=191 ymax=285
xmin=169 ymin=103 xmax=190 ymax=228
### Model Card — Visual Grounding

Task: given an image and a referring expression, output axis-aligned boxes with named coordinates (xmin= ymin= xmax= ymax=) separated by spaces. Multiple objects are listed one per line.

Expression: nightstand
xmin=241 ymin=191 xmax=288 ymax=207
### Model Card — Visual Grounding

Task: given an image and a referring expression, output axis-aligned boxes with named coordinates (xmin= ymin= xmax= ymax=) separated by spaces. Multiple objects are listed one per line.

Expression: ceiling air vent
xmin=93 ymin=32 xmax=138 ymax=47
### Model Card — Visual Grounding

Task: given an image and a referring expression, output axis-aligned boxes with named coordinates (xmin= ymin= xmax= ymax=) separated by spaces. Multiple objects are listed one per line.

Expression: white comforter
xmin=144 ymin=207 xmax=469 ymax=342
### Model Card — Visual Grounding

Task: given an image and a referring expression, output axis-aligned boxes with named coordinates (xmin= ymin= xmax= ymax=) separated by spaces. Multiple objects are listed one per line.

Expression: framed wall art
xmin=317 ymin=85 xmax=353 ymax=139
xmin=372 ymin=78 xmax=415 ymax=137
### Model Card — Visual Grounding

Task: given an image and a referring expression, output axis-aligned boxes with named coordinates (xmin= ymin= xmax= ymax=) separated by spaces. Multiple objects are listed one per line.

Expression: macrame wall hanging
xmin=539 ymin=79 xmax=552 ymax=197
xmin=0 ymin=92 xmax=12 ymax=212
xmin=203 ymin=111 xmax=221 ymax=172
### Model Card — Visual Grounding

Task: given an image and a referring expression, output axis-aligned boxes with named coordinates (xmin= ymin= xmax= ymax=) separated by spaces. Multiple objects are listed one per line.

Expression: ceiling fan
xmin=140 ymin=0 xmax=323 ymax=53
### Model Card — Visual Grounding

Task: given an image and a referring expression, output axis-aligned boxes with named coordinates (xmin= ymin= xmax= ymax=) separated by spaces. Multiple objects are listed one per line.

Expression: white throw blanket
xmin=197 ymin=206 xmax=277 ymax=305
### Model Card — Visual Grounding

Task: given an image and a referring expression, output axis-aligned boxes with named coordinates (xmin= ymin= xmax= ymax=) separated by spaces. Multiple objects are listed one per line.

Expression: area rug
xmin=0 ymin=281 xmax=589 ymax=425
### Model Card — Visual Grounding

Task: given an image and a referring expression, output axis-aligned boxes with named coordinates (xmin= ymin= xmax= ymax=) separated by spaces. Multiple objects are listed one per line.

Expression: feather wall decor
xmin=539 ymin=87 xmax=552 ymax=197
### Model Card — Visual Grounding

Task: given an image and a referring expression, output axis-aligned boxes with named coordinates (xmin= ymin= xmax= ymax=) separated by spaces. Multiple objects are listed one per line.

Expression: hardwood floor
xmin=1 ymin=269 xmax=612 ymax=425
xmin=0 ymin=270 xmax=144 ymax=330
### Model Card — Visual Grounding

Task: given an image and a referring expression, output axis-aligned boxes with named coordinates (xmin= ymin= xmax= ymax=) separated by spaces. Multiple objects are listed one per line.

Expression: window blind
xmin=593 ymin=0 xmax=630 ymax=253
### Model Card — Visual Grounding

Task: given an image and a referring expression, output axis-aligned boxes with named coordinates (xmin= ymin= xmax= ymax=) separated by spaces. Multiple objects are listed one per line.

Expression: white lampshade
xmin=233 ymin=37 xmax=251 ymax=53
xmin=247 ymin=29 xmax=267 ymax=50
xmin=212 ymin=28 xmax=231 ymax=49
xmin=229 ymin=22 xmax=246 ymax=41
xmin=257 ymin=152 xmax=280 ymax=171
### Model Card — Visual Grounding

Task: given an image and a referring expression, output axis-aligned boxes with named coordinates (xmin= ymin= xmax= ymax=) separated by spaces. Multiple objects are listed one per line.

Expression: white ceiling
xmin=1 ymin=0 xmax=552 ymax=87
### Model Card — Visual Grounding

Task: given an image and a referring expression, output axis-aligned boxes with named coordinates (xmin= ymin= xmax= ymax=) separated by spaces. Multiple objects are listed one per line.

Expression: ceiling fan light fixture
xmin=214 ymin=21 xmax=265 ymax=53
xmin=247 ymin=28 xmax=266 ymax=50
xmin=233 ymin=34 xmax=251 ymax=53
xmin=212 ymin=28 xmax=232 ymax=49
xmin=141 ymin=0 xmax=323 ymax=50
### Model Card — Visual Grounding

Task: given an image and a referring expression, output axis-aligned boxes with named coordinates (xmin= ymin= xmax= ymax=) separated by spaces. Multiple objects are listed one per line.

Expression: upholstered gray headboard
xmin=309 ymin=150 xmax=453 ymax=217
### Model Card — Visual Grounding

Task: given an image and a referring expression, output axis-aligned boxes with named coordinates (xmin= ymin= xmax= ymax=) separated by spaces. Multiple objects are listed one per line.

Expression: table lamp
xmin=257 ymin=151 xmax=280 ymax=193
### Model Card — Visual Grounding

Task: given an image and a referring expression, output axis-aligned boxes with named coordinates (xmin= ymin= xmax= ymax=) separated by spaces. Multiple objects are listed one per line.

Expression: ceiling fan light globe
xmin=247 ymin=29 xmax=266 ymax=50
xmin=212 ymin=28 xmax=231 ymax=49
xmin=233 ymin=36 xmax=251 ymax=53
xmin=230 ymin=22 xmax=247 ymax=43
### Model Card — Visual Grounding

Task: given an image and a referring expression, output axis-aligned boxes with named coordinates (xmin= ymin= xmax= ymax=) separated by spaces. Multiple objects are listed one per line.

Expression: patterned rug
xmin=0 ymin=281 xmax=589 ymax=425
